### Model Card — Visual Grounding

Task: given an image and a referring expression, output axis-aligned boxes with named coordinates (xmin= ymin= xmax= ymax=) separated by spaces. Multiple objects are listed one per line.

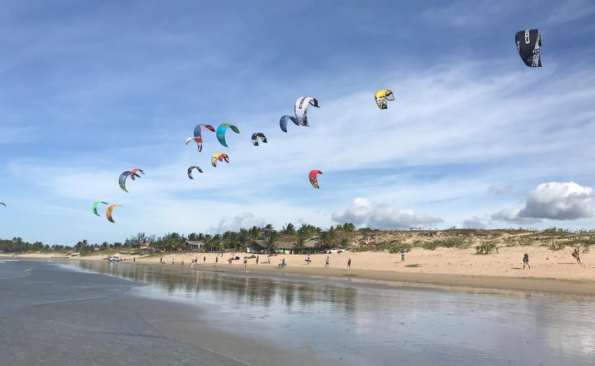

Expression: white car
xmin=328 ymin=248 xmax=343 ymax=253
xmin=108 ymin=256 xmax=121 ymax=262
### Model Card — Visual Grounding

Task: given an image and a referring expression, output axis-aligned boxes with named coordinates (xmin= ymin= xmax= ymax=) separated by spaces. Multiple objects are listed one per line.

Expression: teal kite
xmin=92 ymin=201 xmax=108 ymax=217
xmin=216 ymin=124 xmax=240 ymax=147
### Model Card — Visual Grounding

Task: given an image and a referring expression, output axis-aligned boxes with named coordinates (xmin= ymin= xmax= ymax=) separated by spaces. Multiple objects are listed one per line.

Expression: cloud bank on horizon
xmin=1 ymin=1 xmax=595 ymax=244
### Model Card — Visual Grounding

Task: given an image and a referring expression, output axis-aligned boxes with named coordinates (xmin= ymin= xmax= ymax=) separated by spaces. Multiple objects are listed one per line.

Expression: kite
xmin=216 ymin=124 xmax=240 ymax=147
xmin=375 ymin=90 xmax=395 ymax=109
xmin=106 ymin=204 xmax=123 ymax=223
xmin=211 ymin=153 xmax=230 ymax=167
xmin=92 ymin=201 xmax=108 ymax=217
xmin=294 ymin=97 xmax=320 ymax=127
xmin=280 ymin=115 xmax=299 ymax=133
xmin=130 ymin=168 xmax=144 ymax=181
xmin=515 ymin=29 xmax=541 ymax=67
xmin=309 ymin=170 xmax=323 ymax=189
xmin=119 ymin=171 xmax=141 ymax=193
xmin=188 ymin=124 xmax=216 ymax=152
xmin=188 ymin=166 xmax=203 ymax=179
xmin=251 ymin=133 xmax=267 ymax=146
xmin=0 ymin=203 xmax=5 ymax=207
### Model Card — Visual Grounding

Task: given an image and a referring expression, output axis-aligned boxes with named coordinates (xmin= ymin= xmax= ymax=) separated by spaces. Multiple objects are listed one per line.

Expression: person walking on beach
xmin=203 ymin=256 xmax=206 ymax=263
xmin=305 ymin=255 xmax=311 ymax=265
xmin=523 ymin=254 xmax=530 ymax=269
xmin=171 ymin=259 xmax=174 ymax=265
xmin=572 ymin=249 xmax=583 ymax=266
xmin=243 ymin=258 xmax=247 ymax=270
xmin=324 ymin=256 xmax=329 ymax=268
xmin=256 ymin=255 xmax=259 ymax=265
xmin=133 ymin=257 xmax=135 ymax=263
xmin=401 ymin=250 xmax=405 ymax=262
xmin=215 ymin=256 xmax=218 ymax=264
xmin=267 ymin=256 xmax=271 ymax=264
xmin=347 ymin=258 xmax=351 ymax=270
xmin=160 ymin=257 xmax=163 ymax=264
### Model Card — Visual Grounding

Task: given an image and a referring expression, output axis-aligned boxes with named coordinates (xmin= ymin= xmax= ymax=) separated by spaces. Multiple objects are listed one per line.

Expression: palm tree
xmin=266 ymin=231 xmax=279 ymax=253
xmin=293 ymin=235 xmax=306 ymax=254
xmin=340 ymin=237 xmax=350 ymax=248
xmin=282 ymin=223 xmax=296 ymax=236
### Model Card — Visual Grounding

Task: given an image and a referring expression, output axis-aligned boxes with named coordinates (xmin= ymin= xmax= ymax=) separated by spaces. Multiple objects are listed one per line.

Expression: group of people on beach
xmin=158 ymin=247 xmax=585 ymax=272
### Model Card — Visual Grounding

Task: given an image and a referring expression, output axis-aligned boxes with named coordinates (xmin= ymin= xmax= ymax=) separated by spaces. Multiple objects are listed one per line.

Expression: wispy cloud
xmin=488 ymin=185 xmax=512 ymax=195
xmin=421 ymin=0 xmax=518 ymax=28
xmin=544 ymin=0 xmax=595 ymax=25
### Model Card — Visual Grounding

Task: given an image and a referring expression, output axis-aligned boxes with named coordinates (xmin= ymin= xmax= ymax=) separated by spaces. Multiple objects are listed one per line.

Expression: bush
xmin=421 ymin=237 xmax=471 ymax=250
xmin=388 ymin=244 xmax=412 ymax=254
xmin=476 ymin=242 xmax=498 ymax=255
xmin=546 ymin=241 xmax=567 ymax=251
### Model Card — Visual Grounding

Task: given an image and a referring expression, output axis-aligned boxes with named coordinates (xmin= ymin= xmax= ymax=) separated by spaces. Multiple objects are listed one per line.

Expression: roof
xmin=249 ymin=240 xmax=296 ymax=250
xmin=276 ymin=241 xmax=296 ymax=249
xmin=249 ymin=240 xmax=267 ymax=247
xmin=303 ymin=239 xmax=318 ymax=248
xmin=185 ymin=241 xmax=204 ymax=246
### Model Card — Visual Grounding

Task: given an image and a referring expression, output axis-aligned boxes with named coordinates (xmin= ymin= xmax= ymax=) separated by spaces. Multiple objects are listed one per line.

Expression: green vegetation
xmin=356 ymin=241 xmax=412 ymax=253
xmin=476 ymin=241 xmax=498 ymax=255
xmin=5 ymin=226 xmax=595 ymax=255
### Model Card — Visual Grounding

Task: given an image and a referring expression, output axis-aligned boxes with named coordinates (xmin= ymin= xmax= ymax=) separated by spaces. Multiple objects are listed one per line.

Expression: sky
xmin=1 ymin=0 xmax=595 ymax=245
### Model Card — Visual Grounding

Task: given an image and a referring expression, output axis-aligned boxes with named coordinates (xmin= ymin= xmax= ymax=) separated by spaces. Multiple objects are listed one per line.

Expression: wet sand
xmin=2 ymin=259 xmax=595 ymax=365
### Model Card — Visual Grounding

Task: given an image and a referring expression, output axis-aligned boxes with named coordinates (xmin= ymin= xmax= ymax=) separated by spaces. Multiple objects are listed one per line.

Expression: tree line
xmin=0 ymin=223 xmax=358 ymax=253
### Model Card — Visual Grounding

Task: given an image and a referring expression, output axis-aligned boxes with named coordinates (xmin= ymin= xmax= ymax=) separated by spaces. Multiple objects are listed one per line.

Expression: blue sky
xmin=2 ymin=0 xmax=595 ymax=245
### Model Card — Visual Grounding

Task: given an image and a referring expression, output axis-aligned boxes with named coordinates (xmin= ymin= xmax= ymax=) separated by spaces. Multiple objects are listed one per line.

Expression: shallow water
xmin=76 ymin=260 xmax=595 ymax=366
xmin=2 ymin=260 xmax=594 ymax=366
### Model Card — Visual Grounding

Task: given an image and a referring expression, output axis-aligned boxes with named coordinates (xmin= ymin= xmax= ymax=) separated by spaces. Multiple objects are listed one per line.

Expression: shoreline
xmin=147 ymin=261 xmax=595 ymax=297
xmin=10 ymin=254 xmax=595 ymax=297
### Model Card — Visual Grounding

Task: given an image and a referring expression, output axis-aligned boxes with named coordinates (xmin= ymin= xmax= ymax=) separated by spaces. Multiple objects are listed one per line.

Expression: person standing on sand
xmin=215 ymin=257 xmax=218 ymax=264
xmin=347 ymin=258 xmax=351 ymax=270
xmin=281 ymin=258 xmax=286 ymax=268
xmin=160 ymin=257 xmax=163 ymax=264
xmin=324 ymin=256 xmax=329 ymax=268
xmin=203 ymin=256 xmax=206 ymax=263
xmin=401 ymin=251 xmax=405 ymax=262
xmin=172 ymin=259 xmax=174 ymax=265
xmin=243 ymin=258 xmax=247 ymax=270
xmin=523 ymin=254 xmax=530 ymax=269
xmin=133 ymin=257 xmax=135 ymax=263
xmin=256 ymin=255 xmax=259 ymax=265
xmin=572 ymin=249 xmax=583 ymax=266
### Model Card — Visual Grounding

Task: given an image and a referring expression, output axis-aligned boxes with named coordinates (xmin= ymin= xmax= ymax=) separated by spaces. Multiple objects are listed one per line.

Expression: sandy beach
xmin=7 ymin=245 xmax=595 ymax=296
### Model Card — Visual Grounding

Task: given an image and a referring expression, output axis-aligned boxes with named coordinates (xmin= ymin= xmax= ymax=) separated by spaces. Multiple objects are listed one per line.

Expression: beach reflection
xmin=71 ymin=261 xmax=594 ymax=366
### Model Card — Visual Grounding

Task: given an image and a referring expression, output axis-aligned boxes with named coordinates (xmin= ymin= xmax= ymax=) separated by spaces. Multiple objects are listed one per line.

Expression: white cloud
xmin=462 ymin=216 xmax=487 ymax=229
xmin=519 ymin=182 xmax=594 ymax=220
xmin=491 ymin=208 xmax=541 ymax=225
xmin=332 ymin=198 xmax=443 ymax=229
xmin=209 ymin=212 xmax=267 ymax=234
xmin=491 ymin=182 xmax=594 ymax=224
xmin=488 ymin=185 xmax=512 ymax=195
